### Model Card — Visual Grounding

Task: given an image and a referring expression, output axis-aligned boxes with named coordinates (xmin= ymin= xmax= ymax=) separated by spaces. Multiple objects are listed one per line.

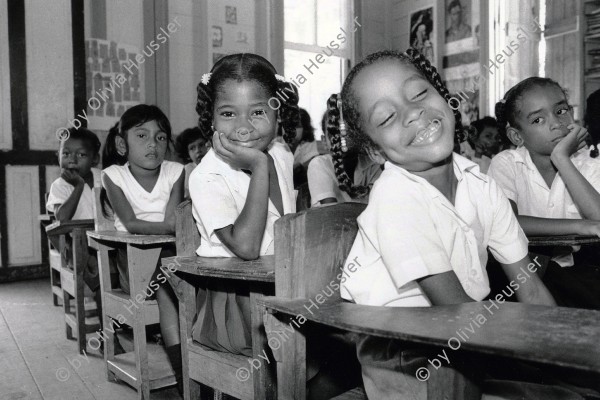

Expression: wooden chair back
xmin=175 ymin=199 xmax=201 ymax=256
xmin=92 ymin=187 xmax=115 ymax=231
xmin=274 ymin=202 xmax=366 ymax=299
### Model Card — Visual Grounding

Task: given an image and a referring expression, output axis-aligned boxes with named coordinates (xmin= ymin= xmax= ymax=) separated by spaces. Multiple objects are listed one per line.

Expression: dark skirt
xmin=191 ymin=281 xmax=254 ymax=357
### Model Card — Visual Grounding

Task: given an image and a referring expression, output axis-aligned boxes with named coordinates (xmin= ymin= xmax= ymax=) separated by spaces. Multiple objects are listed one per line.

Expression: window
xmin=284 ymin=0 xmax=354 ymax=140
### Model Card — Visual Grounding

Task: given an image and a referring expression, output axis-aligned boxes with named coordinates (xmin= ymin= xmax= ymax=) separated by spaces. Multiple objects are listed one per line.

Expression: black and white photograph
xmin=0 ymin=1 xmax=599 ymax=400
xmin=409 ymin=5 xmax=435 ymax=65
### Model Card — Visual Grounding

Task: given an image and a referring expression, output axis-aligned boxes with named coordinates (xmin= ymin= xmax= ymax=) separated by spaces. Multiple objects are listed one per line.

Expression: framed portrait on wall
xmin=440 ymin=0 xmax=483 ymax=126
xmin=409 ymin=5 xmax=437 ymax=67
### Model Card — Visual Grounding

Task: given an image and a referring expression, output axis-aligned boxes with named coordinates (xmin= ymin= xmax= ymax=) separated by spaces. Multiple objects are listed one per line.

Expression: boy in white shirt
xmin=46 ymin=127 xmax=102 ymax=296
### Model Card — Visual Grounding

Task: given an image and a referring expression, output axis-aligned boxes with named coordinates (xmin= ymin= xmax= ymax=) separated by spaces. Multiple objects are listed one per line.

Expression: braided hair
xmin=584 ymin=89 xmax=600 ymax=158
xmin=196 ymin=53 xmax=299 ymax=146
xmin=328 ymin=48 xmax=464 ymax=198
xmin=495 ymin=77 xmax=569 ymax=146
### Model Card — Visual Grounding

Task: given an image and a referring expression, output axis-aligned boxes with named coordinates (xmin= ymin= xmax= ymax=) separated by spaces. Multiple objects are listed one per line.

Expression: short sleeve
xmin=373 ymin=186 xmax=452 ymax=290
xmin=189 ymin=172 xmax=239 ymax=244
xmin=165 ymin=161 xmax=185 ymax=185
xmin=487 ymin=152 xmax=518 ymax=202
xmin=486 ymin=178 xmax=529 ymax=264
xmin=307 ymin=157 xmax=338 ymax=205
xmin=578 ymin=156 xmax=600 ymax=194
xmin=101 ymin=166 xmax=123 ymax=190
xmin=46 ymin=179 xmax=71 ymax=213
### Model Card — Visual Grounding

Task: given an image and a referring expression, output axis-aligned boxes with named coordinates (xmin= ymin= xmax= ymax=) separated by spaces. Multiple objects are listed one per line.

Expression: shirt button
xmin=549 ymin=203 xmax=554 ymax=207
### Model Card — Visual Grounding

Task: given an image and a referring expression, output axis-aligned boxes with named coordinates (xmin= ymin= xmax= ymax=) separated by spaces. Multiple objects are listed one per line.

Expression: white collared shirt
xmin=488 ymin=147 xmax=600 ymax=266
xmin=189 ymin=142 xmax=296 ymax=257
xmin=46 ymin=168 xmax=102 ymax=219
xmin=488 ymin=146 xmax=600 ymax=219
xmin=340 ymin=154 xmax=529 ymax=307
xmin=102 ymin=161 xmax=184 ymax=232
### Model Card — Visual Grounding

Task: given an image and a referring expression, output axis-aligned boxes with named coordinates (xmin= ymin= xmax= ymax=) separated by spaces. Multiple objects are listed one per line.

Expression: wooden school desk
xmin=528 ymin=235 xmax=600 ymax=247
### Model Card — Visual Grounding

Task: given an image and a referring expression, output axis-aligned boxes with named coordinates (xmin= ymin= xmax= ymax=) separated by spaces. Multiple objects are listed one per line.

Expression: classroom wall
xmin=168 ymin=0 xmax=208 ymax=136
xmin=359 ymin=0 xmax=390 ymax=56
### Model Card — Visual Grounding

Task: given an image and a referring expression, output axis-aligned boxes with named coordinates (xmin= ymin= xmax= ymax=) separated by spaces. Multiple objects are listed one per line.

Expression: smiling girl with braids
xmin=188 ymin=54 xmax=298 ymax=359
xmin=329 ymin=49 xmax=574 ymax=399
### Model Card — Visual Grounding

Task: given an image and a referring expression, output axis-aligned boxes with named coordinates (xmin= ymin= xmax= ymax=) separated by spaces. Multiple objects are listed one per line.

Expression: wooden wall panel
xmin=6 ymin=166 xmax=41 ymax=266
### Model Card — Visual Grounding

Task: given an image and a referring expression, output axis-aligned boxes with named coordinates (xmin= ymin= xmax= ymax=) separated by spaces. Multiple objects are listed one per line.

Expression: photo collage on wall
xmin=209 ymin=0 xmax=255 ymax=66
xmin=85 ymin=39 xmax=143 ymax=130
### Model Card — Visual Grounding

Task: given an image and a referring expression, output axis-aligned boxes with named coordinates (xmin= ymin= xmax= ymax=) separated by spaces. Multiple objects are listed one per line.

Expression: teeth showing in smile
xmin=411 ymin=119 xmax=441 ymax=145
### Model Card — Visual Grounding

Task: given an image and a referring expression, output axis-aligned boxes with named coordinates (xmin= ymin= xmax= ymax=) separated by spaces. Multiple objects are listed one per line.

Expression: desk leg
xmin=128 ymin=244 xmax=162 ymax=400
xmin=263 ymin=311 xmax=306 ymax=400
xmin=171 ymin=273 xmax=202 ymax=400
xmin=73 ymin=229 xmax=87 ymax=354
xmin=92 ymin=239 xmax=117 ymax=382
xmin=251 ymin=291 xmax=276 ymax=400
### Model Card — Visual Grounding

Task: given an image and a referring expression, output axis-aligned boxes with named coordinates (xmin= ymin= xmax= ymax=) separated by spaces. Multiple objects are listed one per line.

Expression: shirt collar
xmin=512 ymin=146 xmax=538 ymax=172
xmin=384 ymin=153 xmax=488 ymax=187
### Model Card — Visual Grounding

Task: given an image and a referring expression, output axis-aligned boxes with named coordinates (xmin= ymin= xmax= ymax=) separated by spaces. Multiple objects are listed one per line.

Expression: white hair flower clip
xmin=201 ymin=73 xmax=212 ymax=85
xmin=275 ymin=74 xmax=286 ymax=82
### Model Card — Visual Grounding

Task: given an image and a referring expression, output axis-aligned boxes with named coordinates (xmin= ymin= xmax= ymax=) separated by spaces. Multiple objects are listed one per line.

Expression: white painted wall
xmin=168 ymin=0 xmax=208 ymax=135
xmin=25 ymin=0 xmax=74 ymax=150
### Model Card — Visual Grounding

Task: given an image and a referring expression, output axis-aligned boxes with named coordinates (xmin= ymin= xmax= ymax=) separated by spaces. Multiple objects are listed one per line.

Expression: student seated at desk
xmin=190 ymin=54 xmax=357 ymax=399
xmin=46 ymin=127 xmax=102 ymax=298
xmin=329 ymin=49 xmax=589 ymax=400
xmin=189 ymin=53 xmax=298 ymax=355
xmin=488 ymin=77 xmax=600 ymax=309
xmin=307 ymin=109 xmax=383 ymax=206
xmin=101 ymin=104 xmax=185 ymax=390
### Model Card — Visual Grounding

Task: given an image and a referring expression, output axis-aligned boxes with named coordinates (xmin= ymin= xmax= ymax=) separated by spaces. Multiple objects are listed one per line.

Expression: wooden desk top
xmin=261 ymin=299 xmax=600 ymax=374
xmin=46 ymin=219 xmax=95 ymax=236
xmin=38 ymin=214 xmax=53 ymax=222
xmin=87 ymin=230 xmax=175 ymax=245
xmin=163 ymin=255 xmax=275 ymax=283
xmin=528 ymin=235 xmax=600 ymax=246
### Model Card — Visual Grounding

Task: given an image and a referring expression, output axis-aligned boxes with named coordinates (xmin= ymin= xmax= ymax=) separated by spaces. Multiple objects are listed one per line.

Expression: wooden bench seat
xmin=170 ymin=255 xmax=275 ymax=282
xmin=87 ymin=230 xmax=176 ymax=245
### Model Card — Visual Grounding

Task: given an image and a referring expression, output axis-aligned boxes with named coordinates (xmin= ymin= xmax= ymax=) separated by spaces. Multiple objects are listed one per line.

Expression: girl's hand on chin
xmin=551 ymin=123 xmax=589 ymax=162
xmin=212 ymin=131 xmax=267 ymax=172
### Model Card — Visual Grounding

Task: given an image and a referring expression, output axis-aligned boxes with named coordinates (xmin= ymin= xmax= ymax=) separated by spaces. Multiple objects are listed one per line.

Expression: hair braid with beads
xmin=195 ymin=53 xmax=299 ymax=146
xmin=327 ymin=48 xmax=465 ymax=198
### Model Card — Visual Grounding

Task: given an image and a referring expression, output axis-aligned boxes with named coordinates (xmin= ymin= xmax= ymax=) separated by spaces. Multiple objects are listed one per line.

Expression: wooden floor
xmin=0 ymin=278 xmax=181 ymax=400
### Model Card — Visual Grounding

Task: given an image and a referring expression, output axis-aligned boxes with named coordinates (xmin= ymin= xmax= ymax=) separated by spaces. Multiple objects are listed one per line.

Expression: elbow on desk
xmin=229 ymin=243 xmax=260 ymax=261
